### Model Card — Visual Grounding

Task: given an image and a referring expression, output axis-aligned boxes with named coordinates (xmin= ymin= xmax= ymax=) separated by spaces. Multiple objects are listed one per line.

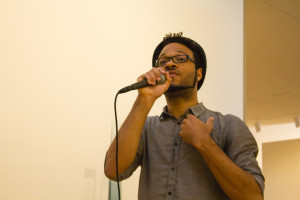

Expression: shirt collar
xmin=159 ymin=102 xmax=207 ymax=120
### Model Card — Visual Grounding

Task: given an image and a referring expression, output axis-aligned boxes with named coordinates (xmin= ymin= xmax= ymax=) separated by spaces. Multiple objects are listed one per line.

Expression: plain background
xmin=2 ymin=1 xmax=300 ymax=200
xmin=262 ymin=139 xmax=300 ymax=200
xmin=2 ymin=0 xmax=284 ymax=199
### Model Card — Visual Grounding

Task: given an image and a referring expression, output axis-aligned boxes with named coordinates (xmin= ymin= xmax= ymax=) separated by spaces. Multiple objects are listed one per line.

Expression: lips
xmin=167 ymin=70 xmax=179 ymax=77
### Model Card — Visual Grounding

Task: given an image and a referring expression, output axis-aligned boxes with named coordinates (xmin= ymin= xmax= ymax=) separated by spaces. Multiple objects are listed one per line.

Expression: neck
xmin=164 ymin=87 xmax=199 ymax=119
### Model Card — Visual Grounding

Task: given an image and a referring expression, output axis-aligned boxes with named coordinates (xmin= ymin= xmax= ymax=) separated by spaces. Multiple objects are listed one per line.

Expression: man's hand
xmin=179 ymin=114 xmax=214 ymax=149
xmin=180 ymin=115 xmax=263 ymax=200
xmin=137 ymin=67 xmax=172 ymax=100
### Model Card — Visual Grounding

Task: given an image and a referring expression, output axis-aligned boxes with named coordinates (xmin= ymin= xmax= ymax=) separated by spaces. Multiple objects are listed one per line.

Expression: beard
xmin=166 ymin=70 xmax=197 ymax=93
xmin=166 ymin=85 xmax=193 ymax=92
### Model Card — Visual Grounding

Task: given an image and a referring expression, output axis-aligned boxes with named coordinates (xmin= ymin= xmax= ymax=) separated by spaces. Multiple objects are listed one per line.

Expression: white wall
xmin=0 ymin=1 xmax=244 ymax=200
xmin=250 ymin=123 xmax=300 ymax=169
xmin=262 ymin=139 xmax=300 ymax=200
xmin=249 ymin=123 xmax=300 ymax=200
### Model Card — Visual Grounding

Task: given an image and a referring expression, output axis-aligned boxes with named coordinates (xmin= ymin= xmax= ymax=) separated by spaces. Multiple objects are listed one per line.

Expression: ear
xmin=196 ymin=68 xmax=202 ymax=82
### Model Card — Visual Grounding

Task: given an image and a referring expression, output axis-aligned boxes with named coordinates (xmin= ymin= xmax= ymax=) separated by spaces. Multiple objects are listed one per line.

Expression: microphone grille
xmin=157 ymin=74 xmax=166 ymax=84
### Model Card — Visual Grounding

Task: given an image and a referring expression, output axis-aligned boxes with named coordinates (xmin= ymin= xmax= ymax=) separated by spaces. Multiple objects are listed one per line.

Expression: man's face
xmin=158 ymin=42 xmax=202 ymax=91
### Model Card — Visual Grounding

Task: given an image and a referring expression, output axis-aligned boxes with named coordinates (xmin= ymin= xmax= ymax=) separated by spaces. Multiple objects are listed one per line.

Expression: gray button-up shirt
xmin=120 ymin=103 xmax=265 ymax=200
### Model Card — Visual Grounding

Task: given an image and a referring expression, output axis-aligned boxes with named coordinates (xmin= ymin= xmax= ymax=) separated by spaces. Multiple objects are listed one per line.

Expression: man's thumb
xmin=207 ymin=117 xmax=214 ymax=128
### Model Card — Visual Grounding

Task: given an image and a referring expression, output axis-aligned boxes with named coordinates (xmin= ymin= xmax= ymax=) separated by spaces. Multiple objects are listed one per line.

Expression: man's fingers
xmin=206 ymin=117 xmax=214 ymax=128
xmin=153 ymin=68 xmax=162 ymax=82
xmin=164 ymin=71 xmax=172 ymax=83
xmin=137 ymin=73 xmax=146 ymax=82
xmin=186 ymin=114 xmax=196 ymax=119
xmin=139 ymin=68 xmax=167 ymax=86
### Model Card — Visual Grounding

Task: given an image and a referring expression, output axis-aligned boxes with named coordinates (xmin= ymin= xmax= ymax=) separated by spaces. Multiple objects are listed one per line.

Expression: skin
xmin=105 ymin=43 xmax=263 ymax=200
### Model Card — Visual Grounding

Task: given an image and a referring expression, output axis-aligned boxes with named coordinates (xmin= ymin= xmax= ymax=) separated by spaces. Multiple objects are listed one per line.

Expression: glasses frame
xmin=155 ymin=55 xmax=195 ymax=67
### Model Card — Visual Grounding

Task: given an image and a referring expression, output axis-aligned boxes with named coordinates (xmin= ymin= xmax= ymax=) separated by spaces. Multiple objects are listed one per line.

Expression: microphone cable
xmin=114 ymin=91 xmax=121 ymax=200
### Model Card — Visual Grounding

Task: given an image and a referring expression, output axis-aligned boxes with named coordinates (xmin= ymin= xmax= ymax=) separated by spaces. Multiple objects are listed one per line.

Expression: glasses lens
xmin=157 ymin=58 xmax=169 ymax=67
xmin=173 ymin=55 xmax=188 ymax=63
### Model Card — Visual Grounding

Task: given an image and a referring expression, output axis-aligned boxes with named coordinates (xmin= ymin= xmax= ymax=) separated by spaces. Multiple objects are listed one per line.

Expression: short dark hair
xmin=152 ymin=32 xmax=207 ymax=90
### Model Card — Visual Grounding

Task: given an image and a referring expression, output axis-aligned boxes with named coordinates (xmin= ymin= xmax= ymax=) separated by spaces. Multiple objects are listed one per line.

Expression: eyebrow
xmin=159 ymin=50 xmax=187 ymax=58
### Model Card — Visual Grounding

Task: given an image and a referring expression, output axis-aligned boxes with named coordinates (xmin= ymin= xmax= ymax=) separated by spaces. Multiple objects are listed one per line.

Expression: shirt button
xmin=168 ymin=192 xmax=172 ymax=195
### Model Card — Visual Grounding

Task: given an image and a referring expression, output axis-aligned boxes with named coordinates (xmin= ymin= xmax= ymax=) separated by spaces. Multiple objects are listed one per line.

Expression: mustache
xmin=166 ymin=69 xmax=180 ymax=75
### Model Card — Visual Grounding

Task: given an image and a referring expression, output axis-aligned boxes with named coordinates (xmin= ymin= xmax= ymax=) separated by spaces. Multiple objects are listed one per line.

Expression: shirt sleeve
xmin=118 ymin=134 xmax=144 ymax=181
xmin=224 ymin=114 xmax=265 ymax=195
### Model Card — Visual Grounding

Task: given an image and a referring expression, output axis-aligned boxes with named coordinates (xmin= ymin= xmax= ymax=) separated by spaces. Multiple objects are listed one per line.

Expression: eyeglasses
xmin=155 ymin=55 xmax=195 ymax=67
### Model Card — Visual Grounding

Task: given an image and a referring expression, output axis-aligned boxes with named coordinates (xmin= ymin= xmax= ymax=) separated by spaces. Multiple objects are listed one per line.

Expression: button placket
xmin=166 ymin=123 xmax=181 ymax=199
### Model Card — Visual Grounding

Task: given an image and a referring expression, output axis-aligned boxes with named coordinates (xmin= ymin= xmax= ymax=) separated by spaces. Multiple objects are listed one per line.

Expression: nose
xmin=164 ymin=58 xmax=177 ymax=70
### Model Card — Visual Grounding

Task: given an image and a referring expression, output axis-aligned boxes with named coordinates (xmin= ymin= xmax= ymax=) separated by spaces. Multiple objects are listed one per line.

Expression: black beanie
xmin=152 ymin=33 xmax=207 ymax=90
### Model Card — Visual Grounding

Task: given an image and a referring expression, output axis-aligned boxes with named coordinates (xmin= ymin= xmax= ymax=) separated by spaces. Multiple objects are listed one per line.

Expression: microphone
xmin=118 ymin=74 xmax=166 ymax=94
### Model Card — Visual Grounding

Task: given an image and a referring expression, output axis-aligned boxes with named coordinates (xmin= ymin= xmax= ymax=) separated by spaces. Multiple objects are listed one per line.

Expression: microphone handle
xmin=118 ymin=79 xmax=148 ymax=94
xmin=118 ymin=74 xmax=166 ymax=94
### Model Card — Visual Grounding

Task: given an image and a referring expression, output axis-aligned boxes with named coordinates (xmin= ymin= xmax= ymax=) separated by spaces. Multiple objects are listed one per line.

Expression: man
xmin=105 ymin=32 xmax=265 ymax=200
